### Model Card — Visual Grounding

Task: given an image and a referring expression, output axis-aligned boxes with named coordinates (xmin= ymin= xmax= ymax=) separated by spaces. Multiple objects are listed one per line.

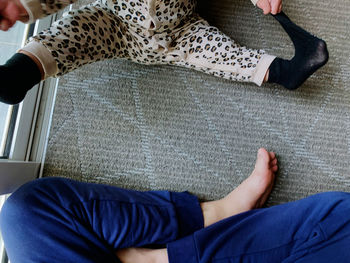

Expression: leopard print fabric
xmin=28 ymin=0 xmax=270 ymax=83
xmin=39 ymin=0 xmax=75 ymax=16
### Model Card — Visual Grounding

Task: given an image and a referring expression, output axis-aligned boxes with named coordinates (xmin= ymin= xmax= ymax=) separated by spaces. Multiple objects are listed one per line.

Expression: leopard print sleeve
xmin=20 ymin=0 xmax=77 ymax=23
xmin=39 ymin=0 xmax=77 ymax=16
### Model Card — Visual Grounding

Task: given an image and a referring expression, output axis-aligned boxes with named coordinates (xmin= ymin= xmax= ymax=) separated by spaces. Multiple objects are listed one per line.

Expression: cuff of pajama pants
xmin=20 ymin=0 xmax=43 ymax=23
xmin=251 ymin=54 xmax=276 ymax=86
xmin=167 ymin=235 xmax=198 ymax=263
xmin=19 ymin=41 xmax=58 ymax=78
xmin=170 ymin=191 xmax=204 ymax=238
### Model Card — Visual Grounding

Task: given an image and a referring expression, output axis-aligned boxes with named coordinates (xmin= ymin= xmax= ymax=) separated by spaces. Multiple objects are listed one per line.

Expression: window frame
xmin=0 ymin=14 xmax=59 ymax=263
xmin=10 ymin=15 xmax=58 ymax=162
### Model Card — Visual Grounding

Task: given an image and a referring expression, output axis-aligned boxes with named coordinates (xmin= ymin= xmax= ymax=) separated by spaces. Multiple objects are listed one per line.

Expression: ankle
xmin=201 ymin=201 xmax=218 ymax=227
xmin=0 ymin=52 xmax=42 ymax=105
xmin=154 ymin=249 xmax=168 ymax=263
xmin=201 ymin=199 xmax=231 ymax=227
xmin=264 ymin=69 xmax=270 ymax=82
xmin=116 ymin=248 xmax=168 ymax=263
xmin=268 ymin=12 xmax=329 ymax=90
xmin=141 ymin=248 xmax=168 ymax=263
xmin=18 ymin=50 xmax=45 ymax=80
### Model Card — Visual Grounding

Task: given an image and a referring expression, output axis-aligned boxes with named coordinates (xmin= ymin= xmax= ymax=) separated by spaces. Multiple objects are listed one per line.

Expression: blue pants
xmin=1 ymin=178 xmax=350 ymax=263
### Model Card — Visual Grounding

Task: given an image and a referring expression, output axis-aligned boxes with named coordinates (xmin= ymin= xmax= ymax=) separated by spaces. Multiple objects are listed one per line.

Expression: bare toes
xmin=258 ymin=148 xmax=270 ymax=162
xmin=271 ymin=165 xmax=278 ymax=172
xmin=269 ymin=151 xmax=276 ymax=159
xmin=270 ymin=158 xmax=278 ymax=166
xmin=258 ymin=182 xmax=274 ymax=207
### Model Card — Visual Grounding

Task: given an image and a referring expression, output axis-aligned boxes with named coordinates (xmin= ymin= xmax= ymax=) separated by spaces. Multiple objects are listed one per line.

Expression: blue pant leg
xmin=293 ymin=236 xmax=350 ymax=263
xmin=0 ymin=177 xmax=203 ymax=263
xmin=291 ymin=193 xmax=350 ymax=263
xmin=167 ymin=192 xmax=350 ymax=263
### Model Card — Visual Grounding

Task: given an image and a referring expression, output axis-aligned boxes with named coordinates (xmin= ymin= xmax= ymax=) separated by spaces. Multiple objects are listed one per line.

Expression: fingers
xmin=0 ymin=0 xmax=9 ymax=28
xmin=257 ymin=0 xmax=282 ymax=15
xmin=257 ymin=0 xmax=271 ymax=15
xmin=269 ymin=0 xmax=278 ymax=15
xmin=0 ymin=0 xmax=21 ymax=31
xmin=0 ymin=16 xmax=17 ymax=31
xmin=0 ymin=19 xmax=11 ymax=31
xmin=270 ymin=0 xmax=283 ymax=14
xmin=0 ymin=0 xmax=7 ymax=10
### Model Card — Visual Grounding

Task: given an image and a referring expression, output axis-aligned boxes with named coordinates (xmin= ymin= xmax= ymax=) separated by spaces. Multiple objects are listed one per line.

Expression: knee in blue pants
xmin=0 ymin=177 xmax=85 ymax=233
xmin=1 ymin=177 xmax=203 ymax=263
xmin=0 ymin=177 xmax=69 ymax=231
xmin=0 ymin=178 xmax=114 ymax=263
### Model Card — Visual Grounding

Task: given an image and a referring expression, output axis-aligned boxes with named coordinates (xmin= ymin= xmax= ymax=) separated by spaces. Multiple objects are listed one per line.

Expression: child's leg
xmin=0 ymin=53 xmax=42 ymax=104
xmin=267 ymin=12 xmax=329 ymax=90
xmin=25 ymin=3 xmax=134 ymax=77
xmin=167 ymin=12 xmax=328 ymax=91
xmin=0 ymin=2 xmax=133 ymax=105
xmin=168 ymin=15 xmax=276 ymax=87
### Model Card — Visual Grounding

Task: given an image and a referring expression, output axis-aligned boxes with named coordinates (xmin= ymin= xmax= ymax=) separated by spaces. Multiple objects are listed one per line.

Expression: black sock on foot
xmin=268 ymin=11 xmax=329 ymax=90
xmin=0 ymin=53 xmax=42 ymax=105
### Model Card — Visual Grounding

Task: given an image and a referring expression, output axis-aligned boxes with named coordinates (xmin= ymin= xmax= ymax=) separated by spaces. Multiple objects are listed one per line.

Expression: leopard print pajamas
xmin=20 ymin=0 xmax=276 ymax=85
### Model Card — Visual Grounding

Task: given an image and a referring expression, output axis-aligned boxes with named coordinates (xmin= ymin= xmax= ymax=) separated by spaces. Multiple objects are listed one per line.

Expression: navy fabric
xmin=267 ymin=12 xmax=328 ymax=90
xmin=168 ymin=192 xmax=350 ymax=263
xmin=0 ymin=177 xmax=204 ymax=263
xmin=1 ymin=178 xmax=350 ymax=263
xmin=0 ymin=53 xmax=41 ymax=105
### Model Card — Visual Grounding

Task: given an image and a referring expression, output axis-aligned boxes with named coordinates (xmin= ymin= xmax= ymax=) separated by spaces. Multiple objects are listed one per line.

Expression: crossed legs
xmin=0 ymin=148 xmax=277 ymax=263
xmin=2 ymin=149 xmax=350 ymax=263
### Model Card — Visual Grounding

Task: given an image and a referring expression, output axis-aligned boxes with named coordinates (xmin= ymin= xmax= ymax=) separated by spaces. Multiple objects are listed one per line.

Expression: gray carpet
xmin=43 ymin=0 xmax=350 ymax=205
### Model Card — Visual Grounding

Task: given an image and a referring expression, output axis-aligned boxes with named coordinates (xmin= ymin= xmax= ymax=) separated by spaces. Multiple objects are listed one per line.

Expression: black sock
xmin=268 ymin=11 xmax=329 ymax=90
xmin=0 ymin=53 xmax=42 ymax=105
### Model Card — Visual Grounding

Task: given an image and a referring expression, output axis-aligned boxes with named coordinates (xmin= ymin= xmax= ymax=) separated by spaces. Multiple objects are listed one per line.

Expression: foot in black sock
xmin=268 ymin=11 xmax=329 ymax=90
xmin=0 ymin=53 xmax=42 ymax=105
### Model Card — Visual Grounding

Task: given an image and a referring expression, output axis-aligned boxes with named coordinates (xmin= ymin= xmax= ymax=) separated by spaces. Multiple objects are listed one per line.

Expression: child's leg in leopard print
xmin=167 ymin=13 xmax=328 ymax=90
xmin=0 ymin=0 xmax=87 ymax=105
xmin=26 ymin=3 xmax=139 ymax=78
xmin=168 ymin=16 xmax=276 ymax=86
xmin=0 ymin=3 xmax=134 ymax=105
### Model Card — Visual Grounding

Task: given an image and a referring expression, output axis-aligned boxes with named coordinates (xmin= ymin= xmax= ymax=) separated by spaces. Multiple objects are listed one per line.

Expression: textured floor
xmin=43 ymin=0 xmax=350 ymax=205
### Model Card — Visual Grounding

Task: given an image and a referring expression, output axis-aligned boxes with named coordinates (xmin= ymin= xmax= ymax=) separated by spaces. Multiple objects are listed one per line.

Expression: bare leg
xmin=264 ymin=69 xmax=270 ymax=82
xmin=117 ymin=148 xmax=278 ymax=263
xmin=117 ymin=248 xmax=168 ymax=263
xmin=200 ymin=148 xmax=277 ymax=227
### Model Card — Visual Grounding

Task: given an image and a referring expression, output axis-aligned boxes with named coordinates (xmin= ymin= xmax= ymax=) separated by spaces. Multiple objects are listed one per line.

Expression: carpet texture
xmin=43 ymin=0 xmax=350 ymax=205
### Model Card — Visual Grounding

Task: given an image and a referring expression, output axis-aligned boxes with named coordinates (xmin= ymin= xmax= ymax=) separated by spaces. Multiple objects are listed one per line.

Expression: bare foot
xmin=201 ymin=148 xmax=277 ymax=227
xmin=116 ymin=149 xmax=277 ymax=262
xmin=116 ymin=248 xmax=168 ymax=263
